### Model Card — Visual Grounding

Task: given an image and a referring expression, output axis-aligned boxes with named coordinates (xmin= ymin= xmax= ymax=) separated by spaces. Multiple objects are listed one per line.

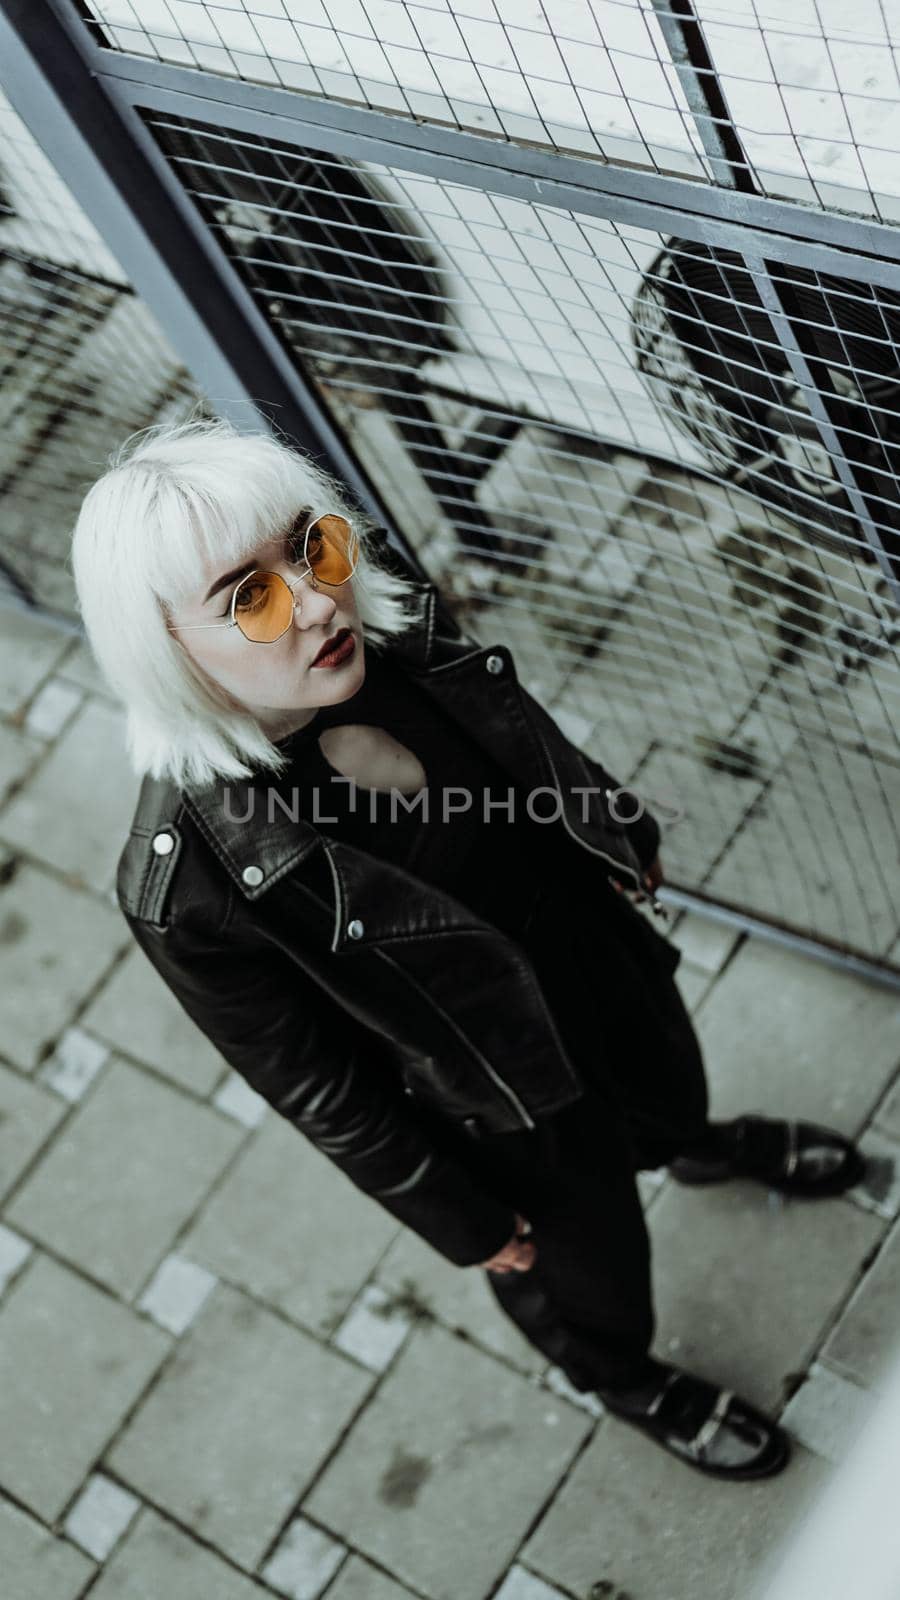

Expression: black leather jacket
xmin=117 ymin=557 xmax=676 ymax=1267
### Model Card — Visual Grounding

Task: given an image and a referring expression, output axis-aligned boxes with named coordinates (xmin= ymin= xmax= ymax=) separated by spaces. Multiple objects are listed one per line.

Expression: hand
xmin=643 ymin=852 xmax=664 ymax=893
xmin=478 ymin=1212 xmax=536 ymax=1273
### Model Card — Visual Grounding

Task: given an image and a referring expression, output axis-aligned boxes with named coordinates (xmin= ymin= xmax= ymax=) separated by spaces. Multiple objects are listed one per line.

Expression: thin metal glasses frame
xmin=168 ymin=510 xmax=358 ymax=644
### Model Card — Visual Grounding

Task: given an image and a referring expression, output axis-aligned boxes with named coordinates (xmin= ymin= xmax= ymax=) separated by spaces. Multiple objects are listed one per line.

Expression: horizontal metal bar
xmin=95 ymin=50 xmax=900 ymax=294
xmin=659 ymin=886 xmax=900 ymax=992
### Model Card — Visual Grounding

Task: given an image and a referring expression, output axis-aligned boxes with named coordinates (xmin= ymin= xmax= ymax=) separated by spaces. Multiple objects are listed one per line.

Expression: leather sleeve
xmin=122 ymin=909 xmax=518 ymax=1268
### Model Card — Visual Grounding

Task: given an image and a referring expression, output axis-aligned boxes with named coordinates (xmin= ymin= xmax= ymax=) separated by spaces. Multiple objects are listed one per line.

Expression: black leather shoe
xmin=669 ymin=1115 xmax=865 ymax=1198
xmin=597 ymin=1361 xmax=790 ymax=1480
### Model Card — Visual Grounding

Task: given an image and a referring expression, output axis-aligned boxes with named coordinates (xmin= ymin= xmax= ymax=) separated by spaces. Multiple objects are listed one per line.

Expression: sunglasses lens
xmin=305 ymin=514 xmax=359 ymax=584
xmin=233 ymin=572 xmax=293 ymax=642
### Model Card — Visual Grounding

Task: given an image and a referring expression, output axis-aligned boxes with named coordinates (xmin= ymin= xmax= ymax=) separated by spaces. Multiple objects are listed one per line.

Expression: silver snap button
xmin=485 ymin=653 xmax=504 ymax=675
xmin=347 ymin=918 xmax=365 ymax=939
xmin=242 ymin=864 xmax=264 ymax=887
xmin=151 ymin=831 xmax=174 ymax=856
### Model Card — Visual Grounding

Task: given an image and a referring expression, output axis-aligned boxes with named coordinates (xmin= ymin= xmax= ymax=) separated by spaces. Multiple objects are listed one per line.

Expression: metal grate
xmin=80 ymin=0 xmax=714 ymax=175
xmin=146 ymin=108 xmax=900 ymax=963
xmin=691 ymin=0 xmax=900 ymax=222
xmin=81 ymin=1 xmax=900 ymax=220
xmin=0 ymin=89 xmax=198 ymax=619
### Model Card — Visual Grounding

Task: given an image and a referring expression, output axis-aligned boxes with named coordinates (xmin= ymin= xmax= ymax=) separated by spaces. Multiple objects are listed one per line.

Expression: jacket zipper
xmin=523 ymin=689 xmax=662 ymax=906
xmin=374 ymin=949 xmax=538 ymax=1130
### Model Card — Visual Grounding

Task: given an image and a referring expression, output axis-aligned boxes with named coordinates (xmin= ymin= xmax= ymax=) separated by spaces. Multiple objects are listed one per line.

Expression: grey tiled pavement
xmin=1 ymin=608 xmax=900 ymax=1600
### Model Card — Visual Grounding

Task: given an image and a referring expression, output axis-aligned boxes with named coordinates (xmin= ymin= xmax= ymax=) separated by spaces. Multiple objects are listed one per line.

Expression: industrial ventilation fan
xmin=631 ymin=238 xmax=900 ymax=583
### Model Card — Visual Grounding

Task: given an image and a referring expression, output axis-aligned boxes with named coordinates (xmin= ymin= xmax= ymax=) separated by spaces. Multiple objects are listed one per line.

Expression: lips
xmin=312 ymin=626 xmax=351 ymax=664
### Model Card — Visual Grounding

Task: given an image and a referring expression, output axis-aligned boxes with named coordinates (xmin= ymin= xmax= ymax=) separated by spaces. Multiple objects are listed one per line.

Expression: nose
xmin=291 ymin=572 xmax=337 ymax=629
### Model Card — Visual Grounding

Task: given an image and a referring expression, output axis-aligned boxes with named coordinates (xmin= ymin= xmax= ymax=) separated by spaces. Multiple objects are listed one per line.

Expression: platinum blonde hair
xmin=71 ymin=415 xmax=424 ymax=790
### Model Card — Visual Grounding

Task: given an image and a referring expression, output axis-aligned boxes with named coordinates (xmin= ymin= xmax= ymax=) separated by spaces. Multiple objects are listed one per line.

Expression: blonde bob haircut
xmin=71 ymin=415 xmax=425 ymax=791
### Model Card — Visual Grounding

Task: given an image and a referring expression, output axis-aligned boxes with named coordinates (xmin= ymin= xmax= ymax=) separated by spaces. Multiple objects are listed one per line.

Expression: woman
xmin=72 ymin=417 xmax=863 ymax=1484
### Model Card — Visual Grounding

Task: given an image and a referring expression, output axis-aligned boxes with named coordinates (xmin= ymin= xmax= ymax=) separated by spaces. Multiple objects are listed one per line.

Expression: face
xmin=166 ymin=511 xmax=366 ymax=740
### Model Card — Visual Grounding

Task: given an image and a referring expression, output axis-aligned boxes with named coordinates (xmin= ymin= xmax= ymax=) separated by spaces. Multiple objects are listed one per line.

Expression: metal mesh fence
xmin=81 ymin=1 xmax=900 ymax=220
xmin=79 ymin=0 xmax=711 ymax=173
xmin=691 ymin=0 xmax=900 ymax=222
xmin=144 ymin=108 xmax=900 ymax=962
xmin=0 ymin=88 xmax=198 ymax=619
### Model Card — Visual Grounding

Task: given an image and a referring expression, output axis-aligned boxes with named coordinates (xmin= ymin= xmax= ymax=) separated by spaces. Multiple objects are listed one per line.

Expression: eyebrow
xmin=203 ymin=558 xmax=257 ymax=607
xmin=202 ymin=512 xmax=310 ymax=606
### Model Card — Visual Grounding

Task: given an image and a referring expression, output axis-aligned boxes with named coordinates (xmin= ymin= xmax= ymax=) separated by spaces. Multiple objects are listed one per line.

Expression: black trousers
xmin=438 ymin=867 xmax=713 ymax=1391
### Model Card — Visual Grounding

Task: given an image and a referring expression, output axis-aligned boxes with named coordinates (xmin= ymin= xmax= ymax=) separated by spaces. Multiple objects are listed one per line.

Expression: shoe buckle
xmin=686 ymin=1386 xmax=735 ymax=1461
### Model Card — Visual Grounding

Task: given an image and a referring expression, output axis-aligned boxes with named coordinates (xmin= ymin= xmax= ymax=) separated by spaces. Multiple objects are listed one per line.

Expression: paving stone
xmin=305 ymin=1321 xmax=590 ymax=1600
xmin=23 ymin=676 xmax=83 ymax=739
xmin=872 ymin=1069 xmax=900 ymax=1142
xmin=182 ymin=1115 xmax=397 ymax=1338
xmin=847 ymin=1128 xmax=900 ymax=1221
xmin=0 ymin=1224 xmax=33 ymax=1294
xmin=0 ymin=859 xmax=127 ymax=1071
xmin=494 ymin=1568 xmax=571 ymax=1600
xmin=648 ymin=1182 xmax=883 ymax=1411
xmin=0 ymin=1061 xmax=66 ymax=1200
xmin=6 ymin=1057 xmax=243 ymax=1299
xmin=669 ymin=910 xmax=741 ymax=974
xmin=0 ymin=608 xmax=70 ymax=716
xmin=629 ymin=743 xmax=764 ymax=884
xmin=822 ymin=1218 xmax=900 ymax=1388
xmin=0 ymin=720 xmax=42 ymax=802
xmin=324 ymin=1555 xmax=418 ymax=1600
xmin=333 ymin=1281 xmax=416 ymax=1372
xmin=82 ymin=947 xmax=226 ymax=1096
xmin=692 ymin=938 xmax=900 ymax=1134
xmin=674 ymin=961 xmax=713 ymax=1013
xmin=0 ymin=699 xmax=139 ymax=894
xmin=523 ymin=1417 xmax=828 ymax=1600
xmin=782 ymin=1363 xmax=873 ymax=1464
xmin=56 ymin=638 xmax=116 ymax=699
xmin=0 ymin=1496 xmax=95 ymax=1600
xmin=375 ymin=1228 xmax=546 ymax=1376
xmin=88 ymin=1504 xmax=264 ymax=1600
xmin=261 ymin=1515 xmax=347 ymax=1599
xmin=0 ymin=1252 xmax=168 ymax=1521
xmin=37 ymin=1024 xmax=110 ymax=1102
xmin=64 ymin=1472 xmax=141 ymax=1560
xmin=214 ymin=1068 xmax=269 ymax=1126
xmin=543 ymin=1365 xmax=605 ymax=1417
xmin=137 ymin=1252 xmax=218 ymax=1334
xmin=638 ymin=1168 xmax=667 ymax=1209
xmin=106 ymin=1281 xmax=372 ymax=1570
xmin=706 ymin=742 xmax=900 ymax=956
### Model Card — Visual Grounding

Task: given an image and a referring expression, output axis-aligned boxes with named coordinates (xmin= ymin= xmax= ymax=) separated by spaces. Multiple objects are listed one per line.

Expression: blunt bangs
xmin=136 ymin=428 xmax=332 ymax=606
xmin=71 ymin=415 xmax=427 ymax=791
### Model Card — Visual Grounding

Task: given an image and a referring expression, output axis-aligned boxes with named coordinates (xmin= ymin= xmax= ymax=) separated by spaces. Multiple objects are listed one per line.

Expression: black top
xmin=274 ymin=645 xmax=566 ymax=939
